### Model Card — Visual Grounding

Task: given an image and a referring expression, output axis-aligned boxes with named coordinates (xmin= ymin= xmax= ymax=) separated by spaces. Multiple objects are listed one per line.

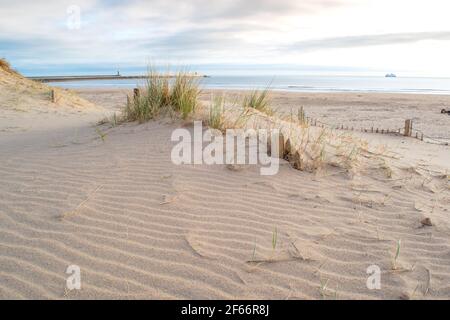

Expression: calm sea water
xmin=48 ymin=75 xmax=450 ymax=94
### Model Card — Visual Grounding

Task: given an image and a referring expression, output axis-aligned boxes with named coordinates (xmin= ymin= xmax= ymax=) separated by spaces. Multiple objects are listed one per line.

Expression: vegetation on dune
xmin=120 ymin=67 xmax=371 ymax=175
xmin=123 ymin=65 xmax=276 ymax=123
xmin=208 ymin=95 xmax=226 ymax=130
xmin=0 ymin=58 xmax=19 ymax=75
xmin=242 ymin=88 xmax=273 ymax=115
xmin=171 ymin=71 xmax=201 ymax=119
xmin=123 ymin=69 xmax=201 ymax=122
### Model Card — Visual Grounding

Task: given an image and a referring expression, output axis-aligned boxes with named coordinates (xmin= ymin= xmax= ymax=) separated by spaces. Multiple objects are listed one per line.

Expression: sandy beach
xmin=1 ymin=68 xmax=449 ymax=301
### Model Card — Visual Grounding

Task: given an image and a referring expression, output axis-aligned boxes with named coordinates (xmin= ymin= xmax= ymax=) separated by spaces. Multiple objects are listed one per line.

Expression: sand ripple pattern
xmin=1 ymin=121 xmax=449 ymax=299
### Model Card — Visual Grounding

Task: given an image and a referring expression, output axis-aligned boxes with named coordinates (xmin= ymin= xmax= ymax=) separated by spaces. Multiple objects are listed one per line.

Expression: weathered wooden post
xmin=133 ymin=88 xmax=140 ymax=102
xmin=292 ymin=151 xmax=302 ymax=170
xmin=278 ymin=133 xmax=286 ymax=159
xmin=266 ymin=132 xmax=272 ymax=157
xmin=298 ymin=106 xmax=305 ymax=124
xmin=51 ymin=89 xmax=57 ymax=103
xmin=404 ymin=119 xmax=412 ymax=137
xmin=285 ymin=138 xmax=292 ymax=160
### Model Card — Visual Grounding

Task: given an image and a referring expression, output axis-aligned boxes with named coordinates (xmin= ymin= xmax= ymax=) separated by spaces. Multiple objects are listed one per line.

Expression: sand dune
xmin=200 ymin=90 xmax=450 ymax=144
xmin=0 ymin=60 xmax=104 ymax=134
xmin=0 ymin=85 xmax=449 ymax=299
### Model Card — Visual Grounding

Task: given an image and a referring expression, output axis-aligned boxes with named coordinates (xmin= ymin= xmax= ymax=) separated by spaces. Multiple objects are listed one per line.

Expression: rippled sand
xmin=1 ymin=87 xmax=449 ymax=299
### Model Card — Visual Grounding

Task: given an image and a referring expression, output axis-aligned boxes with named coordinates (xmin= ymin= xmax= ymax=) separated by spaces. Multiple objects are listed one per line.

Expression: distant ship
xmin=385 ymin=73 xmax=397 ymax=78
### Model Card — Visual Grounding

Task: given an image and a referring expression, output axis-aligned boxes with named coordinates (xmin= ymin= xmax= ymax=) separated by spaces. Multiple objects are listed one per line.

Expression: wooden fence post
xmin=293 ymin=151 xmax=301 ymax=170
xmin=404 ymin=119 xmax=412 ymax=137
xmin=285 ymin=138 xmax=292 ymax=160
xmin=278 ymin=133 xmax=286 ymax=159
xmin=51 ymin=89 xmax=56 ymax=103
xmin=298 ymin=106 xmax=305 ymax=124
xmin=134 ymin=88 xmax=140 ymax=101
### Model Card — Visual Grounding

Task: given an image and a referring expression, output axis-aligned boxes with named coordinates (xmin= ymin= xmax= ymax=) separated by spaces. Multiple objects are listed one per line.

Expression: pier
xmin=27 ymin=74 xmax=208 ymax=83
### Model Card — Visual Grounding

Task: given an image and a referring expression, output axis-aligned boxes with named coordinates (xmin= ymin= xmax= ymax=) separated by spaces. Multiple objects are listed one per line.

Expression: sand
xmin=0 ymin=85 xmax=449 ymax=300
xmin=0 ymin=65 xmax=104 ymax=135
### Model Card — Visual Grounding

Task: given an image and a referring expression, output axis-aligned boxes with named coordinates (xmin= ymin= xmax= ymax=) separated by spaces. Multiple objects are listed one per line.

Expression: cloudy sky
xmin=1 ymin=0 xmax=450 ymax=76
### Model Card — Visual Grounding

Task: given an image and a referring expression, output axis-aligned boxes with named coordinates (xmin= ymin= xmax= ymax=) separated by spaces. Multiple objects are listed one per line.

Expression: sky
xmin=1 ymin=0 xmax=450 ymax=76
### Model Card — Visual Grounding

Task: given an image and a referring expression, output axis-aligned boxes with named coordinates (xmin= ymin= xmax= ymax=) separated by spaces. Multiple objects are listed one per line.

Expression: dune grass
xmin=144 ymin=69 xmax=171 ymax=110
xmin=392 ymin=239 xmax=402 ymax=270
xmin=171 ymin=71 xmax=201 ymax=119
xmin=122 ymin=69 xmax=368 ymax=175
xmin=242 ymin=88 xmax=273 ymax=115
xmin=0 ymin=58 xmax=19 ymax=75
xmin=208 ymin=95 xmax=226 ymax=130
xmin=123 ymin=69 xmax=201 ymax=122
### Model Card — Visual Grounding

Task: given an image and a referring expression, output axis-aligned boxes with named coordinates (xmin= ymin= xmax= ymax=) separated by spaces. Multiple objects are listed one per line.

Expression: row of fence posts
xmin=297 ymin=108 xmax=423 ymax=141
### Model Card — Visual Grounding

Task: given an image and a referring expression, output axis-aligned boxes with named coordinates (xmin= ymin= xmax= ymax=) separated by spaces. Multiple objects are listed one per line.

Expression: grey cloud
xmin=127 ymin=0 xmax=346 ymax=20
xmin=7 ymin=0 xmax=448 ymax=68
xmin=187 ymin=0 xmax=345 ymax=20
xmin=0 ymin=0 xmax=351 ymax=64
xmin=287 ymin=31 xmax=450 ymax=52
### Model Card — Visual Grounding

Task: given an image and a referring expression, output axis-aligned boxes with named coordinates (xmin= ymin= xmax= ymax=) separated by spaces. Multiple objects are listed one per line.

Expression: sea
xmin=47 ymin=75 xmax=450 ymax=95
